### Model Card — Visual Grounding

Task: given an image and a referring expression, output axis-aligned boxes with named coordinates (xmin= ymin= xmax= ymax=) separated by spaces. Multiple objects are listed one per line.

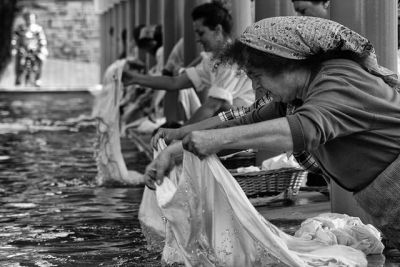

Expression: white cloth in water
xmin=92 ymin=59 xmax=143 ymax=185
xmin=139 ymin=143 xmax=383 ymax=266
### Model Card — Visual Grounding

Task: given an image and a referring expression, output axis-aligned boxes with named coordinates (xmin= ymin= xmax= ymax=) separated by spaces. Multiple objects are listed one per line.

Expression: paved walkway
xmin=256 ymin=190 xmax=400 ymax=266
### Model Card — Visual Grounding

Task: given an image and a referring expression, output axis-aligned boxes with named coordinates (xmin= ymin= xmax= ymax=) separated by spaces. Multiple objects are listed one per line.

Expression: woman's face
xmin=292 ymin=1 xmax=329 ymax=18
xmin=246 ymin=66 xmax=298 ymax=103
xmin=193 ymin=18 xmax=224 ymax=52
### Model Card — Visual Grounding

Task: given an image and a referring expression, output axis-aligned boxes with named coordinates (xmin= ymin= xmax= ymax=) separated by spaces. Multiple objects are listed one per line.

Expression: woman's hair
xmin=218 ymin=39 xmax=365 ymax=76
xmin=137 ymin=25 xmax=163 ymax=52
xmin=291 ymin=0 xmax=329 ymax=3
xmin=191 ymin=2 xmax=232 ymax=35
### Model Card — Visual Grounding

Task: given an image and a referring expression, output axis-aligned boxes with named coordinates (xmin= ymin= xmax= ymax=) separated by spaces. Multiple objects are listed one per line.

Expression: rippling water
xmin=0 ymin=92 xmax=158 ymax=266
xmin=1 ymin=92 xmax=398 ymax=267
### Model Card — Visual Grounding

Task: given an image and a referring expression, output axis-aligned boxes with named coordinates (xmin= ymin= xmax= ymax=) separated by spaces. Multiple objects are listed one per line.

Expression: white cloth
xmin=185 ymin=52 xmax=254 ymax=108
xmin=92 ymin=59 xmax=143 ymax=185
xmin=139 ymin=144 xmax=382 ymax=266
xmin=295 ymin=213 xmax=384 ymax=255
xmin=262 ymin=153 xmax=302 ymax=170
xmin=178 ymin=88 xmax=201 ymax=121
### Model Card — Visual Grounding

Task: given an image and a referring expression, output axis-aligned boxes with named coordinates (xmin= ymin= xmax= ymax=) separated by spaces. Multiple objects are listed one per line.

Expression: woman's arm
xmin=150 ymin=114 xmax=243 ymax=148
xmin=122 ymin=68 xmax=193 ymax=91
xmin=182 ymin=117 xmax=293 ymax=159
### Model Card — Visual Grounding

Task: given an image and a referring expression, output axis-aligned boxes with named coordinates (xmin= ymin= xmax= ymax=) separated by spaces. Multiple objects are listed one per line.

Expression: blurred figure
xmin=291 ymin=0 xmax=330 ymax=18
xmin=12 ymin=11 xmax=48 ymax=87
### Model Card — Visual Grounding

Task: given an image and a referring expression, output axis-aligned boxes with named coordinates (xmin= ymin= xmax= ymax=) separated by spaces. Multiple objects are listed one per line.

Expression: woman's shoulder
xmin=316 ymin=58 xmax=376 ymax=82
xmin=320 ymin=58 xmax=362 ymax=70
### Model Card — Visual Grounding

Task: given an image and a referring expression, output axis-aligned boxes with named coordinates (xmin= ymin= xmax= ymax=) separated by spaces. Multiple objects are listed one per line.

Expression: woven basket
xmin=231 ymin=168 xmax=307 ymax=198
xmin=219 ymin=151 xmax=256 ymax=170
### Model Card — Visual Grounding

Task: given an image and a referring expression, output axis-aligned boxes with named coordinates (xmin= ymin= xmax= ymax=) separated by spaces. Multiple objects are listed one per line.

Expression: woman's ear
xmin=215 ymin=24 xmax=223 ymax=35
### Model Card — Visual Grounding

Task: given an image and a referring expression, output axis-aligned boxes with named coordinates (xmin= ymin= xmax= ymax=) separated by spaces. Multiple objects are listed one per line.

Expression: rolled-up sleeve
xmin=239 ymin=102 xmax=285 ymax=125
xmin=184 ymin=52 xmax=212 ymax=92
xmin=208 ymin=66 xmax=253 ymax=106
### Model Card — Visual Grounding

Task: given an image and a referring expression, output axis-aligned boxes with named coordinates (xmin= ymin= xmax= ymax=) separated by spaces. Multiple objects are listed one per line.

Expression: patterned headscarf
xmin=240 ymin=16 xmax=400 ymax=90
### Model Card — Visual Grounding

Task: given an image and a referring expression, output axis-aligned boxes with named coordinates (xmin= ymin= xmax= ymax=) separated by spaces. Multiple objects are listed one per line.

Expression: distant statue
xmin=12 ymin=11 xmax=48 ymax=87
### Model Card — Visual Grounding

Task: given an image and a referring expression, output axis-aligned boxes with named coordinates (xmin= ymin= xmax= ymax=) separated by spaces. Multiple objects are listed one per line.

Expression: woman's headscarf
xmin=240 ymin=16 xmax=400 ymax=90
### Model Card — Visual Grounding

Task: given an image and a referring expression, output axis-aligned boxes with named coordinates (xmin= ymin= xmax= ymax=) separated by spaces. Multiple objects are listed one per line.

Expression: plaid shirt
xmin=218 ymin=95 xmax=321 ymax=174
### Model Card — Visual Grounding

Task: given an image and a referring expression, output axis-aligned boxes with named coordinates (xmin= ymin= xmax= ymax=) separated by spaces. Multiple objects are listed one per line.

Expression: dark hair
xmin=219 ymin=39 xmax=365 ymax=77
xmin=291 ymin=0 xmax=329 ymax=2
xmin=132 ymin=24 xmax=145 ymax=44
xmin=137 ymin=24 xmax=163 ymax=51
xmin=191 ymin=2 xmax=232 ymax=35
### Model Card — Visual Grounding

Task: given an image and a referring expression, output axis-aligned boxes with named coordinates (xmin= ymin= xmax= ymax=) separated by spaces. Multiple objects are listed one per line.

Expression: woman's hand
xmin=182 ymin=130 xmax=222 ymax=159
xmin=143 ymin=149 xmax=175 ymax=189
xmin=151 ymin=128 xmax=185 ymax=149
xmin=121 ymin=63 xmax=139 ymax=86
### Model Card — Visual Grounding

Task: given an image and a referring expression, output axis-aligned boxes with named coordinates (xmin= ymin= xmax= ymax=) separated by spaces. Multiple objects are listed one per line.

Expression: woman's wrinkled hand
xmin=143 ymin=150 xmax=175 ymax=189
xmin=182 ymin=130 xmax=222 ymax=159
xmin=151 ymin=128 xmax=183 ymax=149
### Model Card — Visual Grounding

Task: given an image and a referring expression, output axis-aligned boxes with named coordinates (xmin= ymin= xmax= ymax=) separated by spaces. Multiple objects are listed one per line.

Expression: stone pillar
xmin=231 ymin=0 xmax=253 ymax=38
xmin=135 ymin=0 xmax=147 ymax=65
xmin=163 ymin=0 xmax=185 ymax=123
xmin=163 ymin=0 xmax=183 ymax=60
xmin=329 ymin=0 xmax=398 ymax=222
xmin=331 ymin=0 xmax=397 ymax=72
xmin=105 ymin=10 xmax=112 ymax=67
xmin=254 ymin=0 xmax=295 ymax=21
xmin=100 ymin=13 xmax=107 ymax=78
xmin=126 ymin=0 xmax=134 ymax=58
xmin=117 ymin=2 xmax=126 ymax=59
xmin=146 ymin=0 xmax=163 ymax=68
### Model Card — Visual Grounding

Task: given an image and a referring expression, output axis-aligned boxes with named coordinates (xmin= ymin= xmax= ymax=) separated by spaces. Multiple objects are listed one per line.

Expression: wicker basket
xmin=219 ymin=151 xmax=256 ymax=170
xmin=231 ymin=168 xmax=307 ymax=198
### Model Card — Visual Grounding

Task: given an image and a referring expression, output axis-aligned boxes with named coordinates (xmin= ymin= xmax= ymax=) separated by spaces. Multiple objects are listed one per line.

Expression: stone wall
xmin=16 ymin=0 xmax=99 ymax=63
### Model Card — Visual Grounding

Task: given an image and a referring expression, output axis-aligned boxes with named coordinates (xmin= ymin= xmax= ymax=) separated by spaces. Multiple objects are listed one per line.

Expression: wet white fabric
xmin=139 ymin=144 xmax=383 ymax=266
xmin=92 ymin=59 xmax=143 ymax=185
xmin=294 ymin=213 xmax=384 ymax=255
xmin=138 ymin=140 xmax=182 ymax=255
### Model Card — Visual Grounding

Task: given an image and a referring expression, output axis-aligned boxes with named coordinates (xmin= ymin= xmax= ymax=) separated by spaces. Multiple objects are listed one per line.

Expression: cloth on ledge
xmin=139 ymin=141 xmax=383 ymax=266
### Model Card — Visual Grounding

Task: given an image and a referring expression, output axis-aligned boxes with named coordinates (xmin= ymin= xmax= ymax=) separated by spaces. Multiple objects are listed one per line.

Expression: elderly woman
xmin=145 ymin=16 xmax=400 ymax=249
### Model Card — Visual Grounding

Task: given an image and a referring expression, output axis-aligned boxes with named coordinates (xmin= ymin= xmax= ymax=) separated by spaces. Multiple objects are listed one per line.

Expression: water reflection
xmin=0 ymin=92 xmax=157 ymax=266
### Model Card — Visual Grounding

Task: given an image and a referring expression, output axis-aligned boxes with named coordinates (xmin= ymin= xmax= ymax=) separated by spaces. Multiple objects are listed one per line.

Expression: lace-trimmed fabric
xmin=139 ymin=142 xmax=380 ymax=266
xmin=240 ymin=16 xmax=400 ymax=90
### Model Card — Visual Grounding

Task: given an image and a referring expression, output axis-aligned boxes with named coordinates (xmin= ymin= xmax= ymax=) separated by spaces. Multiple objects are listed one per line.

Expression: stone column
xmin=331 ymin=0 xmax=397 ymax=72
xmin=254 ymin=0 xmax=295 ymax=21
xmin=146 ymin=0 xmax=163 ymax=68
xmin=231 ymin=0 xmax=253 ymax=38
xmin=126 ymin=0 xmax=134 ymax=58
xmin=135 ymin=0 xmax=147 ymax=65
xmin=163 ymin=0 xmax=185 ymax=123
xmin=117 ymin=2 xmax=126 ymax=59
